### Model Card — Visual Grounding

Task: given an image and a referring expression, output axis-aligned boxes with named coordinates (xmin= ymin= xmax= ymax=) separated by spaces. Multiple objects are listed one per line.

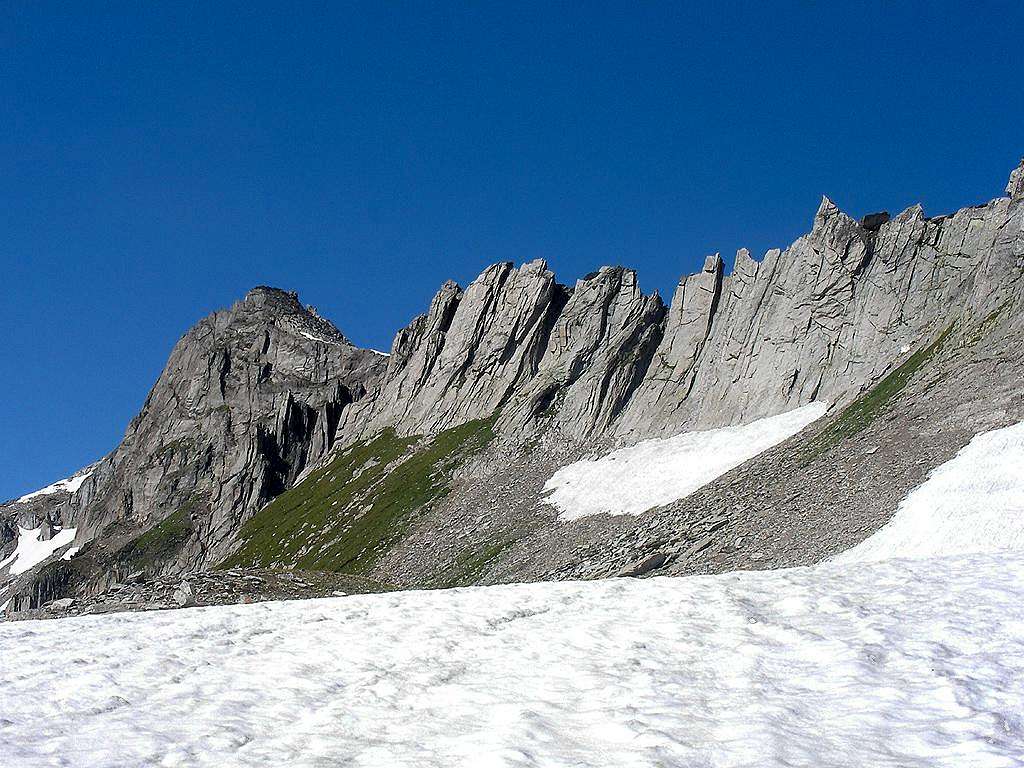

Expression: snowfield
xmin=545 ymin=402 xmax=828 ymax=519
xmin=4 ymin=418 xmax=1024 ymax=766
xmin=15 ymin=468 xmax=92 ymax=504
xmin=2 ymin=555 xmax=1023 ymax=767
xmin=0 ymin=526 xmax=77 ymax=576
xmin=836 ymin=420 xmax=1024 ymax=562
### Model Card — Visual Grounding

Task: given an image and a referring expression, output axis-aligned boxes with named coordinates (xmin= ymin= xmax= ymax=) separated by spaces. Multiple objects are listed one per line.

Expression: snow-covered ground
xmin=4 ymin=419 xmax=1024 ymax=767
xmin=545 ymin=402 xmax=828 ymax=519
xmin=836 ymin=420 xmax=1024 ymax=562
xmin=15 ymin=468 xmax=92 ymax=503
xmin=2 ymin=555 xmax=1022 ymax=767
xmin=0 ymin=526 xmax=77 ymax=576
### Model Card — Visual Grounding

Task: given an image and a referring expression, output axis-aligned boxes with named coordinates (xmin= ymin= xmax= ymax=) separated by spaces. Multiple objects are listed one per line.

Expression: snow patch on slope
xmin=0 ymin=527 xmax=77 ymax=576
xmin=297 ymin=328 xmax=340 ymax=345
xmin=545 ymin=402 xmax=828 ymax=520
xmin=2 ymin=553 xmax=1022 ymax=767
xmin=836 ymin=420 xmax=1024 ymax=563
xmin=16 ymin=468 xmax=92 ymax=503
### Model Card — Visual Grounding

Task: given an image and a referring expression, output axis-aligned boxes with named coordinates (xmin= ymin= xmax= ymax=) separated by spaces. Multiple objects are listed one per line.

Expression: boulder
xmin=172 ymin=581 xmax=195 ymax=608
xmin=617 ymin=552 xmax=668 ymax=577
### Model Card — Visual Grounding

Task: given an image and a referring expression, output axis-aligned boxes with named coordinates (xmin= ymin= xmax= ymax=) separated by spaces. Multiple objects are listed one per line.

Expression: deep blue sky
xmin=2 ymin=2 xmax=1022 ymax=500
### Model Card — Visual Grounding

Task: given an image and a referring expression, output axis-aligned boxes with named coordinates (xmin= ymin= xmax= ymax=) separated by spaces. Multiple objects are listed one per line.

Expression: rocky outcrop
xmin=2 ymin=287 xmax=385 ymax=594
xmin=345 ymin=260 xmax=567 ymax=437
xmin=333 ymin=163 xmax=1022 ymax=447
xmin=613 ymin=253 xmax=725 ymax=435
xmin=94 ymin=287 xmax=384 ymax=561
xmin=617 ymin=180 xmax=1023 ymax=436
xmin=336 ymin=262 xmax=666 ymax=441
xmin=498 ymin=266 xmax=666 ymax=436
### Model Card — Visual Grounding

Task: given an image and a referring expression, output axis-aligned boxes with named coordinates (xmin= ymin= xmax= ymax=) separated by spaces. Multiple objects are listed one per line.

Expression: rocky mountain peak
xmin=243 ymin=285 xmax=303 ymax=312
xmin=235 ymin=285 xmax=351 ymax=346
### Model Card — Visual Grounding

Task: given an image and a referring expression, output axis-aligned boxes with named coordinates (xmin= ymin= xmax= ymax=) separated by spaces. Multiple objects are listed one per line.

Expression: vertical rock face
xmin=336 ymin=161 xmax=1020 ymax=450
xmin=623 ymin=197 xmax=878 ymax=432
xmin=614 ymin=254 xmax=724 ymax=435
xmin=95 ymin=287 xmax=385 ymax=564
xmin=616 ymin=184 xmax=1024 ymax=436
xmin=499 ymin=266 xmax=666 ymax=436
xmin=335 ymin=263 xmax=666 ymax=442
xmin=666 ymin=196 xmax=877 ymax=429
xmin=349 ymin=260 xmax=567 ymax=437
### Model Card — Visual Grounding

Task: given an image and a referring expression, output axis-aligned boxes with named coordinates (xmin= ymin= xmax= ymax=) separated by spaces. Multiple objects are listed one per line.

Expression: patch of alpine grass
xmin=220 ymin=416 xmax=497 ymax=574
xmin=115 ymin=502 xmax=198 ymax=570
xmin=811 ymin=324 xmax=953 ymax=451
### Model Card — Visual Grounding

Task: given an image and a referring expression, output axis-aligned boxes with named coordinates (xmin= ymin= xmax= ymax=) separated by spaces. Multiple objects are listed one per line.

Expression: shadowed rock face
xmin=3 ymin=161 xmax=1023 ymax=602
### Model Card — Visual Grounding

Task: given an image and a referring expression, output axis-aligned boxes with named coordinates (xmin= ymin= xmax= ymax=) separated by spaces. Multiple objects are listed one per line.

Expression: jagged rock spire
xmin=1007 ymin=158 xmax=1024 ymax=200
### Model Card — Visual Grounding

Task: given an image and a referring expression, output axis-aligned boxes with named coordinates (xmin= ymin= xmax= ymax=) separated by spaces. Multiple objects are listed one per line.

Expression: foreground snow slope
xmin=3 ymin=554 xmax=1023 ymax=768
xmin=545 ymin=402 xmax=828 ymax=519
xmin=836 ymin=420 xmax=1024 ymax=562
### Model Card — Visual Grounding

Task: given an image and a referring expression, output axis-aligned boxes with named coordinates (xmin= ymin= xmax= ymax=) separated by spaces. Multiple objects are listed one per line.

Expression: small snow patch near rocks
xmin=836 ymin=419 xmax=1024 ymax=562
xmin=0 ymin=526 xmax=77 ymax=576
xmin=16 ymin=468 xmax=93 ymax=503
xmin=545 ymin=402 xmax=828 ymax=520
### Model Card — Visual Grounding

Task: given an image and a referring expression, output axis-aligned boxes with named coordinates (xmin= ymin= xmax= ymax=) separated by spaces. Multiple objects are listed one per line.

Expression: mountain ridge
xmin=3 ymin=158 xmax=1022 ymax=612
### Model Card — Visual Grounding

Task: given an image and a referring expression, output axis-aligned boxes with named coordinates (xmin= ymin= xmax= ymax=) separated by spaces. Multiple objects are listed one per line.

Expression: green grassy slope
xmin=220 ymin=417 xmax=496 ymax=574
xmin=811 ymin=325 xmax=953 ymax=450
